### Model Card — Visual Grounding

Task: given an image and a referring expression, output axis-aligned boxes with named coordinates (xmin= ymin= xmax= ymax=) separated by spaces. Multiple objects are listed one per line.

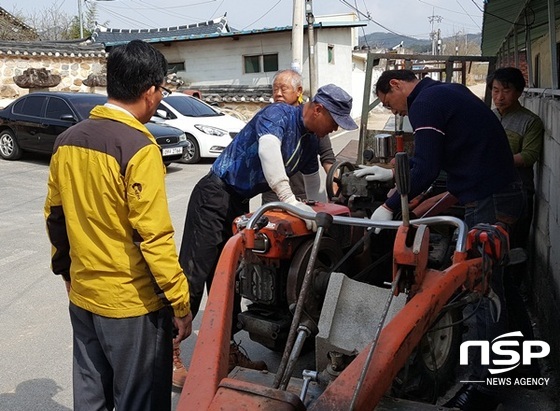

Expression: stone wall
xmin=521 ymin=94 xmax=560 ymax=377
xmin=0 ymin=53 xmax=106 ymax=100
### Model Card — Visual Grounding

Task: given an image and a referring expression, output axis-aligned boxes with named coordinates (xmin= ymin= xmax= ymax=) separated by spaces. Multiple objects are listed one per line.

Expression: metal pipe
xmin=279 ymin=326 xmax=312 ymax=390
xmin=246 ymin=202 xmax=468 ymax=252
xmin=273 ymin=213 xmax=332 ymax=388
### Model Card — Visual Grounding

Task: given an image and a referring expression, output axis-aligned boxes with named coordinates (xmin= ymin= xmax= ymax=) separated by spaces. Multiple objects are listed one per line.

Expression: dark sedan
xmin=0 ymin=92 xmax=188 ymax=165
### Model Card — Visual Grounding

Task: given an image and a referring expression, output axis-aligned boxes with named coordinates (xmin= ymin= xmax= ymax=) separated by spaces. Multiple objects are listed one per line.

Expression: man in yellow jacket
xmin=44 ymin=40 xmax=192 ymax=411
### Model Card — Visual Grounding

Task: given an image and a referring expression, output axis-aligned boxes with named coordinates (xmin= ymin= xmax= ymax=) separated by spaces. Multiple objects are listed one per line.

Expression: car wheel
xmin=182 ymin=134 xmax=201 ymax=164
xmin=0 ymin=129 xmax=22 ymax=160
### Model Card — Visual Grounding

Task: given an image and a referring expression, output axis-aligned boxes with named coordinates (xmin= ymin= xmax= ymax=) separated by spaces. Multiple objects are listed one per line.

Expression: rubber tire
xmin=392 ymin=307 xmax=464 ymax=403
xmin=0 ymin=129 xmax=22 ymax=160
xmin=181 ymin=134 xmax=201 ymax=164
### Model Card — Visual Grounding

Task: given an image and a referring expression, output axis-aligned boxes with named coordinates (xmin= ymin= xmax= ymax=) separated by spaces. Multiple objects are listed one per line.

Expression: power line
xmin=241 ymin=0 xmax=284 ymax=30
xmin=93 ymin=0 xmax=218 ymax=28
xmin=338 ymin=0 xmax=405 ymax=37
xmin=455 ymin=0 xmax=480 ymax=29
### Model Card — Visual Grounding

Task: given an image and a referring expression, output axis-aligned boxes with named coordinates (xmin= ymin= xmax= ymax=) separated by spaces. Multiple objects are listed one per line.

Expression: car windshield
xmin=165 ymin=96 xmax=222 ymax=117
xmin=68 ymin=94 xmax=107 ymax=119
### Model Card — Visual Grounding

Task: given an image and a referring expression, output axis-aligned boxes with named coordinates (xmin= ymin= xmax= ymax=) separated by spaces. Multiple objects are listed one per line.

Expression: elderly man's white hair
xmin=273 ymin=69 xmax=303 ymax=90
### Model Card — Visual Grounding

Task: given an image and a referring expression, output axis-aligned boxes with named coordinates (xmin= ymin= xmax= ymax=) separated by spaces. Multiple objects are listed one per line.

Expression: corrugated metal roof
xmin=481 ymin=0 xmax=559 ymax=56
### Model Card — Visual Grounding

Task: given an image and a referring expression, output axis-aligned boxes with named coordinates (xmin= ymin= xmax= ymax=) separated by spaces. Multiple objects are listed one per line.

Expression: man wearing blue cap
xmin=176 ymin=83 xmax=357 ymax=377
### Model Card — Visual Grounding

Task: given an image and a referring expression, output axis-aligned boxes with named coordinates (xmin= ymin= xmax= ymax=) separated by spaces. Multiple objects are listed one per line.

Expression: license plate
xmin=162 ymin=147 xmax=183 ymax=156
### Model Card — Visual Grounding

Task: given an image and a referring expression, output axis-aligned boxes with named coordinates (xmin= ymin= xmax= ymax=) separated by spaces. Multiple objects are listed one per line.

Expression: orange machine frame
xmin=178 ymin=211 xmax=495 ymax=410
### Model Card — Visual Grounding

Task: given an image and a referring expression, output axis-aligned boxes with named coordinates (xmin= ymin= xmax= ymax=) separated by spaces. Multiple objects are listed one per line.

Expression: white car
xmin=152 ymin=94 xmax=246 ymax=164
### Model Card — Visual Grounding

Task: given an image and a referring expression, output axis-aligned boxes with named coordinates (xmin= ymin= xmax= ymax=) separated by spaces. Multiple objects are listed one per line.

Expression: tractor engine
xmin=233 ymin=202 xmax=361 ymax=352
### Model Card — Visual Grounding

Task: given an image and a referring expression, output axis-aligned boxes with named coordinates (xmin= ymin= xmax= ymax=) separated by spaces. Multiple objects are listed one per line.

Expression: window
xmin=13 ymin=95 xmax=45 ymax=116
xmin=244 ymin=55 xmax=261 ymax=73
xmin=263 ymin=54 xmax=278 ymax=72
xmin=168 ymin=62 xmax=185 ymax=72
xmin=45 ymin=98 xmax=73 ymax=121
xmin=328 ymin=45 xmax=335 ymax=64
xmin=161 ymin=96 xmax=219 ymax=118
xmin=534 ymin=54 xmax=540 ymax=88
xmin=244 ymin=53 xmax=279 ymax=73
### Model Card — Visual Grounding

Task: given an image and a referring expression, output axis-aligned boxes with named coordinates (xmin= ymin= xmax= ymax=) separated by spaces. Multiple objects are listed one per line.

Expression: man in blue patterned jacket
xmin=177 ymin=84 xmax=357 ymax=375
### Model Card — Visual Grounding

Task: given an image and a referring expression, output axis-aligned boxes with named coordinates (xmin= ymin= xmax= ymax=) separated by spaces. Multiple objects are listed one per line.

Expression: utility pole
xmin=291 ymin=0 xmax=304 ymax=73
xmin=428 ymin=9 xmax=442 ymax=55
xmin=78 ymin=0 xmax=84 ymax=38
xmin=305 ymin=0 xmax=316 ymax=96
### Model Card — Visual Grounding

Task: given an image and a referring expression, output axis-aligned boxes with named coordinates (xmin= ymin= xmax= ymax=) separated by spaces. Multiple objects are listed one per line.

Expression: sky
xmin=2 ymin=0 xmax=484 ymax=40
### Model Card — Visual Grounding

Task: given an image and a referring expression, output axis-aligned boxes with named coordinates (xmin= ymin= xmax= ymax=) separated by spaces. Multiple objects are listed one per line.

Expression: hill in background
xmin=359 ymin=32 xmax=482 ymax=54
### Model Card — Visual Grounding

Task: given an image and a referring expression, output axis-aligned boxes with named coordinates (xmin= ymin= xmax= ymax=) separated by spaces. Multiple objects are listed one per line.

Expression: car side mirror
xmin=156 ymin=109 xmax=169 ymax=119
xmin=60 ymin=114 xmax=77 ymax=122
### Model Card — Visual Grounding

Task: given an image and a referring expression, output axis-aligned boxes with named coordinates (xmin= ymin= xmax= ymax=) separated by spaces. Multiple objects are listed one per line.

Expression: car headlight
xmin=194 ymin=124 xmax=228 ymax=137
xmin=179 ymin=133 xmax=187 ymax=142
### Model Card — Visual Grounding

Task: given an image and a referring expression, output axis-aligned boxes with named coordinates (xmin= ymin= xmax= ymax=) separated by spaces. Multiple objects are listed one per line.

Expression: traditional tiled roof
xmin=90 ymin=15 xmax=367 ymax=47
xmin=187 ymin=85 xmax=274 ymax=105
xmin=91 ymin=15 xmax=230 ymax=46
xmin=0 ymin=7 xmax=38 ymax=40
xmin=0 ymin=40 xmax=107 ymax=57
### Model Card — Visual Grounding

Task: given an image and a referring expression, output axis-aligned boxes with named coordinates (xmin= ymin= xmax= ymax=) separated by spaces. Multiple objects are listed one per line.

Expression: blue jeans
xmin=463 ymin=181 xmax=525 ymax=381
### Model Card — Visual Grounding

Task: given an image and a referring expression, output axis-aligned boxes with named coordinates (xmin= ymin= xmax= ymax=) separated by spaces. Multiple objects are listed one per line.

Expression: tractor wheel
xmin=392 ymin=307 xmax=464 ymax=403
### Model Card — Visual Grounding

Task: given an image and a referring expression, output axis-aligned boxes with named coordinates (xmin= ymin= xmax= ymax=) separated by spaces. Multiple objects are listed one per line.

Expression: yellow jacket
xmin=44 ymin=105 xmax=190 ymax=318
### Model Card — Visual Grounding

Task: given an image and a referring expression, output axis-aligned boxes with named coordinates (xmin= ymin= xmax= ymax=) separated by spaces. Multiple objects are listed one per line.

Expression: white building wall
xmin=153 ymin=26 xmax=364 ymax=119
xmin=155 ymin=33 xmax=294 ymax=87
xmin=315 ymin=27 xmax=359 ymax=118
xmin=151 ymin=25 xmax=365 ymax=124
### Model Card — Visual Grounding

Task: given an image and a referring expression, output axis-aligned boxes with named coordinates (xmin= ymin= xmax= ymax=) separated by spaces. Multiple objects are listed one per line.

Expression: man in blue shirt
xmin=177 ymin=84 xmax=357 ymax=376
xmin=356 ymin=70 xmax=524 ymax=410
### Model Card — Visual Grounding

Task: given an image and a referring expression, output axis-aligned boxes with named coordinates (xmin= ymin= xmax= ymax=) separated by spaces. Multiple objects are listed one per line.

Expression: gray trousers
xmin=69 ymin=303 xmax=173 ymax=411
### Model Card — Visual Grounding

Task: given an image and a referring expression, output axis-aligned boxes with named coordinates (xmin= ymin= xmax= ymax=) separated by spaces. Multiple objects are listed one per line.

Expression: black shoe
xmin=443 ymin=384 xmax=501 ymax=411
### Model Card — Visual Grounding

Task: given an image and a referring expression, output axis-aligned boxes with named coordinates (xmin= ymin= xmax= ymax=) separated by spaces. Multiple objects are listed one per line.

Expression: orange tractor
xmin=177 ymin=153 xmax=510 ymax=410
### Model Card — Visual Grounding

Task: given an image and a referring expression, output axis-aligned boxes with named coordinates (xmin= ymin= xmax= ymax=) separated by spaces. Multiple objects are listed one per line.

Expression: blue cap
xmin=312 ymin=84 xmax=358 ymax=130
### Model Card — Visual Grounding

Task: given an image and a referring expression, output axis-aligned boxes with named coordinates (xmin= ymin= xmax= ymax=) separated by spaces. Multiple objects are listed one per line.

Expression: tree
xmin=0 ymin=6 xmax=39 ymax=41
xmin=25 ymin=1 xmax=74 ymax=40
xmin=67 ymin=1 xmax=101 ymax=39
xmin=14 ymin=0 xmax=102 ymax=41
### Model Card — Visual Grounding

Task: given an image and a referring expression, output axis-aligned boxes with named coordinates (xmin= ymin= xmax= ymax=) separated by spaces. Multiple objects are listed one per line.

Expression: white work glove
xmin=353 ymin=165 xmax=393 ymax=182
xmin=369 ymin=204 xmax=393 ymax=234
xmin=286 ymin=197 xmax=317 ymax=232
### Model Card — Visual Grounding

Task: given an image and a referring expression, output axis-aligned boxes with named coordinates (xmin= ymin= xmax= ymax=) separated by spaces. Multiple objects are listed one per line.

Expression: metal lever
xmin=395 ymin=114 xmax=404 ymax=152
xmin=394 ymin=152 xmax=411 ymax=226
xmin=273 ymin=212 xmax=333 ymax=390
xmin=300 ymin=369 xmax=318 ymax=402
